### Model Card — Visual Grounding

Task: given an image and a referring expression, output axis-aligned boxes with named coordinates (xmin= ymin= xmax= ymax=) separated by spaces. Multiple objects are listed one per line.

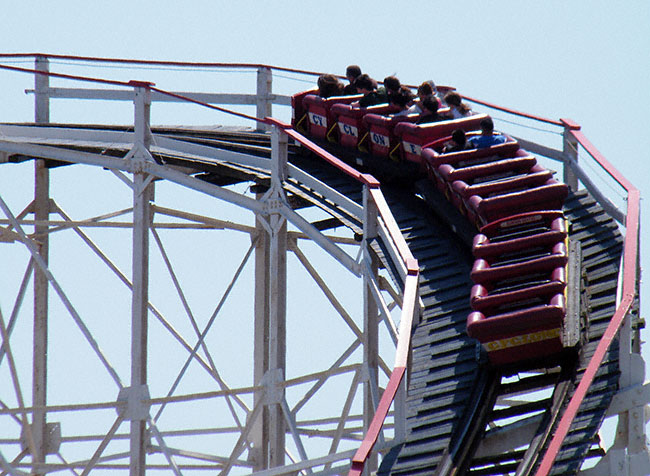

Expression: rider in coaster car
xmin=351 ymin=74 xmax=386 ymax=107
xmin=343 ymin=64 xmax=362 ymax=95
xmin=416 ymin=96 xmax=450 ymax=124
xmin=444 ymin=91 xmax=474 ymax=119
xmin=442 ymin=129 xmax=470 ymax=153
xmin=407 ymin=81 xmax=438 ymax=114
xmin=468 ymin=117 xmax=507 ymax=148
xmin=391 ymin=86 xmax=415 ymax=116
xmin=317 ymin=74 xmax=344 ymax=98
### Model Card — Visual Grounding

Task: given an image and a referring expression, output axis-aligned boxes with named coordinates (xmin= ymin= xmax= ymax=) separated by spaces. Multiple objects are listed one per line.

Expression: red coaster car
xmin=470 ymin=265 xmax=566 ymax=314
xmin=394 ymin=113 xmax=488 ymax=166
xmin=291 ymin=88 xmax=318 ymax=132
xmin=302 ymin=93 xmax=363 ymax=140
xmin=466 ymin=180 xmax=569 ymax=227
xmin=470 ymin=240 xmax=568 ymax=285
xmin=330 ymin=103 xmax=401 ymax=149
xmin=362 ymin=113 xmax=421 ymax=159
xmin=448 ymin=164 xmax=552 ymax=214
xmin=473 ymin=211 xmax=567 ymax=259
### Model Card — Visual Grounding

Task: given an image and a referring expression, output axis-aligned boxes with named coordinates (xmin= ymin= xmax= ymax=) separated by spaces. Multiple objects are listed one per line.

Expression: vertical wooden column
xmin=130 ymin=85 xmax=153 ymax=476
xmin=268 ymin=127 xmax=287 ymax=467
xmin=617 ymin=204 xmax=646 ymax=457
xmin=32 ymin=54 xmax=50 ymax=474
xmin=252 ymin=193 xmax=270 ymax=471
xmin=362 ymin=185 xmax=379 ymax=474
xmin=256 ymin=67 xmax=272 ymax=133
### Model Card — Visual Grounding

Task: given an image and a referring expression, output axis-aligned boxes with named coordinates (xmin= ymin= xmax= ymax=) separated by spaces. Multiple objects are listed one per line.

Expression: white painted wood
xmin=147 ymin=420 xmax=182 ymax=476
xmin=326 ymin=369 xmax=360 ymax=465
xmin=286 ymin=164 xmax=364 ymax=218
xmin=515 ymin=135 xmax=625 ymax=222
xmin=253 ymin=193 xmax=270 ymax=472
xmin=513 ymin=137 xmax=564 ymax=162
xmin=567 ymin=161 xmax=626 ymax=224
xmin=363 ymin=184 xmax=380 ymax=452
xmin=290 ymin=343 xmax=362 ymax=415
xmin=280 ymin=398 xmax=313 ymax=474
xmin=25 ymin=87 xmax=292 ymax=106
xmin=152 ymin=134 xmax=271 ymax=170
xmin=376 ymin=221 xmax=407 ymax=281
xmin=32 ymin=56 xmax=51 ymax=473
xmin=363 ymin=268 xmax=398 ymax=345
xmin=1 ymin=79 xmax=425 ymax=476
xmin=474 ymin=415 xmax=543 ymax=458
xmin=606 ymin=380 xmax=650 ymax=417
xmin=129 ymin=85 xmax=153 ymax=476
xmin=579 ymin=447 xmax=650 ymax=476
xmin=280 ymin=204 xmax=360 ymax=276
xmin=268 ymin=128 xmax=287 ymax=468
xmin=0 ymin=194 xmax=123 ymax=387
xmin=0 ymin=123 xmax=136 ymax=144
xmin=34 ymin=56 xmax=50 ymax=124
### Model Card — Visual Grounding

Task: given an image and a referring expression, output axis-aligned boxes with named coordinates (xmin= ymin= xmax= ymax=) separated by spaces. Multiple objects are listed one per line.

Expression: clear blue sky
xmin=1 ymin=0 xmax=649 ymax=468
